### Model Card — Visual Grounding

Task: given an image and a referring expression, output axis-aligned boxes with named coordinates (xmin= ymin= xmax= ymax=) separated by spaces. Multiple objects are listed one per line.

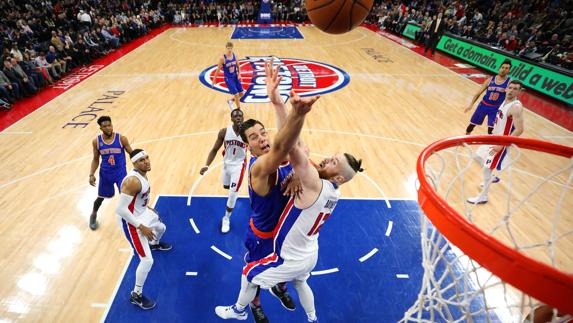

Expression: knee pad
xmin=227 ymin=189 xmax=239 ymax=209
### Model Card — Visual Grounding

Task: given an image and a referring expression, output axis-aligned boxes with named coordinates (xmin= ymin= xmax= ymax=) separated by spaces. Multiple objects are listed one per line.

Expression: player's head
xmin=226 ymin=42 xmax=233 ymax=51
xmin=230 ymin=108 xmax=244 ymax=127
xmin=97 ymin=116 xmax=113 ymax=136
xmin=317 ymin=153 xmax=363 ymax=186
xmin=506 ymin=80 xmax=522 ymax=100
xmin=239 ymin=119 xmax=270 ymax=157
xmin=499 ymin=59 xmax=512 ymax=77
xmin=130 ymin=149 xmax=151 ymax=172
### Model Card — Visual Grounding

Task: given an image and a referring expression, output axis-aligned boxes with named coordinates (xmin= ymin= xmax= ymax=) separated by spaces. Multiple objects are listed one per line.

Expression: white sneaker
xmin=480 ymin=176 xmax=500 ymax=188
xmin=215 ymin=305 xmax=247 ymax=320
xmin=467 ymin=195 xmax=488 ymax=205
xmin=221 ymin=216 xmax=230 ymax=233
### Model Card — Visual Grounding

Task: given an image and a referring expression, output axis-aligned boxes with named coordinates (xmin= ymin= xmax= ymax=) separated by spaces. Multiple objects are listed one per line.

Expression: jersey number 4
xmin=108 ymin=155 xmax=115 ymax=166
xmin=307 ymin=212 xmax=331 ymax=236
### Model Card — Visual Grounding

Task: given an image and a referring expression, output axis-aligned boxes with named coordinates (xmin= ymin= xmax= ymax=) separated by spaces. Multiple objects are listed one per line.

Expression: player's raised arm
xmin=265 ymin=58 xmax=288 ymax=129
xmin=89 ymin=138 xmax=100 ymax=186
xmin=200 ymin=128 xmax=226 ymax=175
xmin=251 ymin=91 xmax=319 ymax=179
xmin=464 ymin=77 xmax=491 ymax=113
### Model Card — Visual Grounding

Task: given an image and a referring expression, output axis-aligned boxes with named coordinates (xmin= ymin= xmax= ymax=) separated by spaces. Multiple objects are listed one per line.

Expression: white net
xmin=402 ymin=137 xmax=573 ymax=323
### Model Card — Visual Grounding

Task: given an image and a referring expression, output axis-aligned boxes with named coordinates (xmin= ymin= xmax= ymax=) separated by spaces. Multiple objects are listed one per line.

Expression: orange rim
xmin=417 ymin=135 xmax=573 ymax=315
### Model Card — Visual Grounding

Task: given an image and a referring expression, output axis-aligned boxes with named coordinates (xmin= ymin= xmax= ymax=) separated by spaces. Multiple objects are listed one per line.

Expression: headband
xmin=130 ymin=150 xmax=147 ymax=163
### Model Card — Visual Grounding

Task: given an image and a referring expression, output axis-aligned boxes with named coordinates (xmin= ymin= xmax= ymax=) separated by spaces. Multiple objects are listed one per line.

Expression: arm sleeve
xmin=115 ymin=193 xmax=141 ymax=228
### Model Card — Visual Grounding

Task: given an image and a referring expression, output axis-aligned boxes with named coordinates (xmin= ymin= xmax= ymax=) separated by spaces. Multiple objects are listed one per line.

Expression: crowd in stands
xmin=0 ymin=0 xmax=165 ymax=110
xmin=1 ymin=0 xmax=569 ymax=110
xmin=368 ymin=0 xmax=572 ymax=70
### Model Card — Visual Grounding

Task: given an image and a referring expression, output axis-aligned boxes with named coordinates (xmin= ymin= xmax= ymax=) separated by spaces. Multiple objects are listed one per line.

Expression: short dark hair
xmin=509 ymin=80 xmax=522 ymax=88
xmin=501 ymin=59 xmax=512 ymax=67
xmin=239 ymin=119 xmax=265 ymax=142
xmin=231 ymin=108 xmax=243 ymax=117
xmin=344 ymin=153 xmax=364 ymax=173
xmin=130 ymin=148 xmax=144 ymax=159
xmin=97 ymin=115 xmax=111 ymax=126
xmin=226 ymin=41 xmax=233 ymax=48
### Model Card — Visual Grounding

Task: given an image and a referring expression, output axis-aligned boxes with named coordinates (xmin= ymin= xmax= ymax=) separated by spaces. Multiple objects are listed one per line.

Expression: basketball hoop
xmin=402 ymin=135 xmax=573 ymax=322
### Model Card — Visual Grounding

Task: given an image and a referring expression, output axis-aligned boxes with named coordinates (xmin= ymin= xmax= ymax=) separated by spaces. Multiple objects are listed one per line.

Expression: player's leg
xmin=120 ymin=217 xmax=156 ymax=309
xmin=225 ymin=76 xmax=240 ymax=110
xmin=233 ymin=76 xmax=244 ymax=109
xmin=223 ymin=163 xmax=246 ymax=233
xmin=146 ymin=210 xmax=171 ymax=251
xmin=91 ymin=173 xmax=115 ymax=230
xmin=293 ymin=279 xmax=317 ymax=322
xmin=466 ymin=103 xmax=487 ymax=135
xmin=486 ymin=107 xmax=498 ymax=134
xmin=468 ymin=148 xmax=503 ymax=204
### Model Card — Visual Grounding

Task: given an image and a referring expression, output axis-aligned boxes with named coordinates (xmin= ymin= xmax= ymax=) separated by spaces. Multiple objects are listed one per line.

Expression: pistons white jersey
xmin=492 ymin=99 xmax=520 ymax=135
xmin=223 ymin=125 xmax=247 ymax=166
xmin=121 ymin=169 xmax=151 ymax=217
xmin=273 ymin=180 xmax=340 ymax=261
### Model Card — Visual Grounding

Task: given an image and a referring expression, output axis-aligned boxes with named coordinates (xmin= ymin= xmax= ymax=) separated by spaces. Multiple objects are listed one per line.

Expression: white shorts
xmin=221 ymin=162 xmax=246 ymax=192
xmin=476 ymin=145 xmax=511 ymax=171
xmin=244 ymin=252 xmax=318 ymax=289
xmin=118 ymin=209 xmax=164 ymax=259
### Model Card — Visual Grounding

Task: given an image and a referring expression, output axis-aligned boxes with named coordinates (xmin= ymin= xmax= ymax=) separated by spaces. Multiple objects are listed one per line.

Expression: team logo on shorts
xmin=199 ymin=56 xmax=350 ymax=103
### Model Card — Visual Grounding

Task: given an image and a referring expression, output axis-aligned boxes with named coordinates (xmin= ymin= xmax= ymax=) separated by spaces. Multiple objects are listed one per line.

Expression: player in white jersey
xmin=215 ymin=63 xmax=364 ymax=323
xmin=468 ymin=80 xmax=525 ymax=205
xmin=115 ymin=149 xmax=172 ymax=310
xmin=200 ymin=108 xmax=247 ymax=233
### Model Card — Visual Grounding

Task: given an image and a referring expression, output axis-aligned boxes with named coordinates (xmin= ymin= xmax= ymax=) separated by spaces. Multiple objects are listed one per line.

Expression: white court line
xmin=542 ymin=135 xmax=573 ymax=139
xmin=187 ymin=161 xmax=224 ymax=206
xmin=185 ymin=272 xmax=198 ymax=276
xmin=211 ymin=245 xmax=232 ymax=260
xmin=189 ymin=218 xmax=200 ymax=234
xmin=0 ymin=131 xmax=32 ymax=135
xmin=118 ymin=248 xmax=131 ymax=253
xmin=99 ymin=253 xmax=132 ymax=323
xmin=385 ymin=221 xmax=394 ymax=237
xmin=396 ymin=274 xmax=410 ymax=279
xmin=358 ymin=248 xmax=379 ymax=263
xmin=91 ymin=303 xmax=107 ymax=308
xmin=311 ymin=268 xmax=339 ymax=276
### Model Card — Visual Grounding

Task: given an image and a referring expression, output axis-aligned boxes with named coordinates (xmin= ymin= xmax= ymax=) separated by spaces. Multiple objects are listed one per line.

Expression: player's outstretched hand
xmin=290 ymin=90 xmax=319 ymax=116
xmin=199 ymin=166 xmax=209 ymax=175
xmin=265 ymin=58 xmax=283 ymax=105
xmin=138 ymin=224 xmax=156 ymax=241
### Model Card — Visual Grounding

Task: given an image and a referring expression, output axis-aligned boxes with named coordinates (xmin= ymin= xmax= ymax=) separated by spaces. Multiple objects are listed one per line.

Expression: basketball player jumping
xmin=464 ymin=59 xmax=512 ymax=135
xmin=89 ymin=116 xmax=133 ymax=230
xmin=216 ymin=67 xmax=363 ymax=323
xmin=467 ymin=80 xmax=525 ymax=205
xmin=212 ymin=42 xmax=245 ymax=110
xmin=199 ymin=108 xmax=247 ymax=233
xmin=116 ymin=149 xmax=172 ymax=310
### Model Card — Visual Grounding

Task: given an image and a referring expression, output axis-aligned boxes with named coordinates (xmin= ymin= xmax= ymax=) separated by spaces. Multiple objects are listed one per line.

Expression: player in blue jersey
xmin=211 ymin=42 xmax=245 ymax=110
xmin=89 ymin=116 xmax=133 ymax=230
xmin=464 ymin=59 xmax=512 ymax=135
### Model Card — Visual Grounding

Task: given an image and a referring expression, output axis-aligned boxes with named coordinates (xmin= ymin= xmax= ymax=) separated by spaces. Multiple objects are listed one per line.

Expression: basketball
xmin=305 ymin=0 xmax=374 ymax=34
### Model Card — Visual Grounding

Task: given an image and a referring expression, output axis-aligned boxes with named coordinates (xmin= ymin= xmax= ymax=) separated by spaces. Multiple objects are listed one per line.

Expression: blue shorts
xmin=244 ymin=226 xmax=274 ymax=264
xmin=98 ymin=169 xmax=127 ymax=198
xmin=225 ymin=76 xmax=244 ymax=95
xmin=470 ymin=102 xmax=499 ymax=127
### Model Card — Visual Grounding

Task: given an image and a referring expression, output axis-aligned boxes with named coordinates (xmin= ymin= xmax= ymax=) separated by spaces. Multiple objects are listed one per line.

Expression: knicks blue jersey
xmin=98 ymin=133 xmax=126 ymax=174
xmin=223 ymin=53 xmax=238 ymax=78
xmin=482 ymin=76 xmax=510 ymax=107
xmin=248 ymin=156 xmax=293 ymax=233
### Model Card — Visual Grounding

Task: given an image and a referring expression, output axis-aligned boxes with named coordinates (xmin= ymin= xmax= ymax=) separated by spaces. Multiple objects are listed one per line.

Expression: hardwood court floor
xmin=0 ymin=26 xmax=571 ymax=322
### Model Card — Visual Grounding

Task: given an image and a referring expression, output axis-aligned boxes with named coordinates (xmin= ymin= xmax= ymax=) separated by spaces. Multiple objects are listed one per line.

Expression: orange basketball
xmin=305 ymin=0 xmax=374 ymax=34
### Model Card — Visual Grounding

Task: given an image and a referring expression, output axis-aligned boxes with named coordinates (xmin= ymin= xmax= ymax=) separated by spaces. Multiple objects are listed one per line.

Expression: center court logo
xmin=199 ymin=56 xmax=350 ymax=103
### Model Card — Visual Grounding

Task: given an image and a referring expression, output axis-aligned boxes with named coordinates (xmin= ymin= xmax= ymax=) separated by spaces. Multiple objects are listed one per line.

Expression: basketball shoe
xmin=215 ymin=304 xmax=248 ymax=320
xmin=270 ymin=285 xmax=296 ymax=311
xmin=221 ymin=216 xmax=230 ymax=233
xmin=130 ymin=291 xmax=156 ymax=310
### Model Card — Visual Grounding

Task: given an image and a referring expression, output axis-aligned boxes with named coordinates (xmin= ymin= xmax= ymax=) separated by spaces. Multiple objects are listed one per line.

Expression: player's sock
xmin=134 ymin=285 xmax=143 ymax=295
xmin=465 ymin=124 xmax=476 ymax=135
xmin=488 ymin=126 xmax=494 ymax=134
xmin=92 ymin=197 xmax=104 ymax=213
xmin=307 ymin=311 xmax=317 ymax=321
xmin=224 ymin=210 xmax=231 ymax=219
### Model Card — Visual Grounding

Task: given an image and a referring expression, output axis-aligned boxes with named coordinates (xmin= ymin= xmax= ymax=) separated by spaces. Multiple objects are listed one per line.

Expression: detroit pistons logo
xmin=199 ymin=56 xmax=350 ymax=103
